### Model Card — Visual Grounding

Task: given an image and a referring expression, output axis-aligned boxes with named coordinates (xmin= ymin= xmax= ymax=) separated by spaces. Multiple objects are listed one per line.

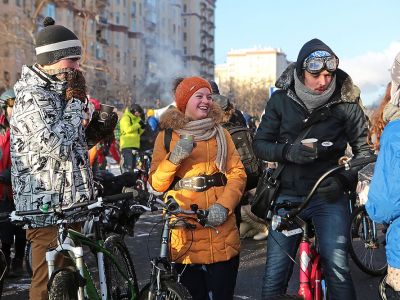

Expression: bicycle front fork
xmin=46 ymin=238 xmax=86 ymax=300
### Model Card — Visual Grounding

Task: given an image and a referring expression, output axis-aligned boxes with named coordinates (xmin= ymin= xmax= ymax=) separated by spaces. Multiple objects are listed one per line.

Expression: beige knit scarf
xmin=176 ymin=117 xmax=227 ymax=172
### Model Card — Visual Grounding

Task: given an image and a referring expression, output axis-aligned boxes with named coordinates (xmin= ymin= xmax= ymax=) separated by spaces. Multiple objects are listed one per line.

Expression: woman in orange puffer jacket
xmin=149 ymin=76 xmax=246 ymax=300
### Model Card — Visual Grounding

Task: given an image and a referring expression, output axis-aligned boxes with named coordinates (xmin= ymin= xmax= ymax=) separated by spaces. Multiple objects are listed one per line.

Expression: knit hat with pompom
xmin=35 ymin=17 xmax=82 ymax=65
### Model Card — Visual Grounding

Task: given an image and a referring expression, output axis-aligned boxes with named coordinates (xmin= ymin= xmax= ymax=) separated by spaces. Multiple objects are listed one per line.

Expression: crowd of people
xmin=1 ymin=16 xmax=400 ymax=300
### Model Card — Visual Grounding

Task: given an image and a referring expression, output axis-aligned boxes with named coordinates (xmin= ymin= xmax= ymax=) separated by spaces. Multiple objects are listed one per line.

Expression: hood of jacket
xmin=276 ymin=62 xmax=361 ymax=104
xmin=159 ymin=104 xmax=224 ymax=130
xmin=14 ymin=65 xmax=67 ymax=98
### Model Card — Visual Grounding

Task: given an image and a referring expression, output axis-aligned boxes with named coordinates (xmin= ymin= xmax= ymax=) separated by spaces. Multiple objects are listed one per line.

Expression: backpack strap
xmin=164 ymin=128 xmax=173 ymax=153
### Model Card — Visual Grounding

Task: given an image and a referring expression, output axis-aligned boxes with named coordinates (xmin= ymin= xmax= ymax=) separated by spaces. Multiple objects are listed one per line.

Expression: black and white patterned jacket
xmin=10 ymin=65 xmax=93 ymax=225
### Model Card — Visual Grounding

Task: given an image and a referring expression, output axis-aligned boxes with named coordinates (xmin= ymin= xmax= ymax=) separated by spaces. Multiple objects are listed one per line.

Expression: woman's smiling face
xmin=184 ymin=87 xmax=213 ymax=120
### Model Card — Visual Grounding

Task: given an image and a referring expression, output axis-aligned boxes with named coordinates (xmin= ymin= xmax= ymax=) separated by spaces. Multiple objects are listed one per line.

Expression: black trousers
xmin=175 ymin=255 xmax=240 ymax=300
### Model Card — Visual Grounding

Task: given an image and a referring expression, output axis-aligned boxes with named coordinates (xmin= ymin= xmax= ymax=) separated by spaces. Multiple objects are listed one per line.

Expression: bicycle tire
xmin=379 ymin=274 xmax=400 ymax=300
xmin=103 ymin=235 xmax=139 ymax=299
xmin=349 ymin=206 xmax=387 ymax=276
xmin=25 ymin=241 xmax=33 ymax=277
xmin=48 ymin=269 xmax=79 ymax=300
xmin=139 ymin=280 xmax=192 ymax=300
xmin=0 ymin=250 xmax=6 ymax=298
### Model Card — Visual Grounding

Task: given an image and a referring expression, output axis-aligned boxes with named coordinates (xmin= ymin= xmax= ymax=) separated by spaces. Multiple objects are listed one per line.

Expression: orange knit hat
xmin=175 ymin=76 xmax=212 ymax=112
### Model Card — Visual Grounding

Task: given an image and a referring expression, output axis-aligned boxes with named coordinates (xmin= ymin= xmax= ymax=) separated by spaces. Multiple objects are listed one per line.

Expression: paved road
xmin=2 ymin=212 xmax=383 ymax=299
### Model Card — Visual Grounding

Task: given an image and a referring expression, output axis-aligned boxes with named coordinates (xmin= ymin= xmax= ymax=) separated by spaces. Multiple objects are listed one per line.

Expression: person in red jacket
xmin=0 ymin=88 xmax=26 ymax=278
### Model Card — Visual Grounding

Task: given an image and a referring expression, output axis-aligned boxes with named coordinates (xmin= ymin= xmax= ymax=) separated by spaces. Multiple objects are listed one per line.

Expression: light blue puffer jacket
xmin=366 ymin=119 xmax=400 ymax=268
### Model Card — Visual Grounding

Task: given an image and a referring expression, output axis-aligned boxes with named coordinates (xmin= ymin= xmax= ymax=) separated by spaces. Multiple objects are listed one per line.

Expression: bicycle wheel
xmin=25 ymin=241 xmax=33 ymax=277
xmin=349 ymin=206 xmax=387 ymax=276
xmin=48 ymin=269 xmax=79 ymax=300
xmin=0 ymin=250 xmax=6 ymax=298
xmin=379 ymin=274 xmax=400 ymax=300
xmin=139 ymin=280 xmax=192 ymax=300
xmin=103 ymin=235 xmax=139 ymax=299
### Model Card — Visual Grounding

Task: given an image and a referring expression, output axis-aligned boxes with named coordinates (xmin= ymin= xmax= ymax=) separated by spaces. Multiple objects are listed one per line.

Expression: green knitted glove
xmin=168 ymin=138 xmax=194 ymax=165
xmin=206 ymin=203 xmax=228 ymax=227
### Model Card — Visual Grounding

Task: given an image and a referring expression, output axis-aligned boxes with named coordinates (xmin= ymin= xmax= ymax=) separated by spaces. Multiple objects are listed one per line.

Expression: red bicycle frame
xmin=298 ymin=235 xmax=322 ymax=300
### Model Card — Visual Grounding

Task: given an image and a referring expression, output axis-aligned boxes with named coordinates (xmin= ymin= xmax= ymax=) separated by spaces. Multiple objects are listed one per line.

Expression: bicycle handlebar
xmin=163 ymin=196 xmax=209 ymax=227
xmin=284 ymin=155 xmax=377 ymax=220
xmin=1 ymin=190 xmax=145 ymax=223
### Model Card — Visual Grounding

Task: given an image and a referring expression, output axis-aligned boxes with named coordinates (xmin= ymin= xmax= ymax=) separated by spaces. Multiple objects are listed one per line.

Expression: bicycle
xmin=267 ymin=155 xmax=376 ymax=300
xmin=349 ymin=205 xmax=387 ymax=276
xmin=347 ymin=158 xmax=388 ymax=277
xmin=1 ymin=191 xmax=146 ymax=300
xmin=0 ymin=249 xmax=6 ymax=298
xmin=138 ymin=193 xmax=209 ymax=300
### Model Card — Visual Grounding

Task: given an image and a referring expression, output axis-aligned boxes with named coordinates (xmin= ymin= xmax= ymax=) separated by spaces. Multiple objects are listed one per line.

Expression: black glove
xmin=284 ymin=143 xmax=317 ymax=164
xmin=85 ymin=111 xmax=118 ymax=148
xmin=317 ymin=176 xmax=344 ymax=201
xmin=139 ymin=120 xmax=145 ymax=129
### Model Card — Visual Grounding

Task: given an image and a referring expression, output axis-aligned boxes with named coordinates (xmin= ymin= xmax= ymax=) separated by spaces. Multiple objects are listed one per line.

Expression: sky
xmin=214 ymin=0 xmax=400 ymax=106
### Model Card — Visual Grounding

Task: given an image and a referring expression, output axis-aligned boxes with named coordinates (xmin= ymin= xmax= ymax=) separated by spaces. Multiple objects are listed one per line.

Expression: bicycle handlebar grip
xmin=102 ymin=191 xmax=138 ymax=203
xmin=347 ymin=155 xmax=377 ymax=168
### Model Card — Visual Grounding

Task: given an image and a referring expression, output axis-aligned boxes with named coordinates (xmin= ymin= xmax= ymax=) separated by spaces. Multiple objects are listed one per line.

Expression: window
xmin=183 ymin=18 xmax=187 ymax=27
xmin=16 ymin=0 xmax=21 ymax=6
xmin=96 ymin=44 xmax=102 ymax=59
xmin=3 ymin=0 xmax=8 ymax=4
xmin=46 ymin=3 xmax=56 ymax=19
xmin=131 ymin=19 xmax=136 ymax=31
xmin=115 ymin=12 xmax=120 ymax=24
xmin=183 ymin=32 xmax=187 ymax=41
xmin=183 ymin=4 xmax=187 ymax=12
xmin=131 ymin=1 xmax=136 ymax=17
xmin=90 ymin=42 xmax=94 ymax=56
xmin=133 ymin=59 xmax=136 ymax=68
xmin=184 ymin=47 xmax=187 ymax=55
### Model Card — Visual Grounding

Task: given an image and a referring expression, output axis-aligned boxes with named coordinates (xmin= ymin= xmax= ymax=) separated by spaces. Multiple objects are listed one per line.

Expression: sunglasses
xmin=303 ymin=56 xmax=338 ymax=74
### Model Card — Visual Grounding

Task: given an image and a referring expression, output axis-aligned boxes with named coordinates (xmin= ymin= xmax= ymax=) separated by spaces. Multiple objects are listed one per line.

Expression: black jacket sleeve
xmin=253 ymin=94 xmax=287 ymax=162
xmin=337 ymin=103 xmax=372 ymax=190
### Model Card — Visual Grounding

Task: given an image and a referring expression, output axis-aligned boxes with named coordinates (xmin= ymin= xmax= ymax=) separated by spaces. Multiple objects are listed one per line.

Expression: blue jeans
xmin=261 ymin=194 xmax=356 ymax=300
xmin=120 ymin=147 xmax=138 ymax=173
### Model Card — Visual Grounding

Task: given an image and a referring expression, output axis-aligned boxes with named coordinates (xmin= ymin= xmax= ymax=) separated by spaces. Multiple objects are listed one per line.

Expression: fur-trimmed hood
xmin=159 ymin=104 xmax=224 ymax=130
xmin=276 ymin=62 xmax=361 ymax=103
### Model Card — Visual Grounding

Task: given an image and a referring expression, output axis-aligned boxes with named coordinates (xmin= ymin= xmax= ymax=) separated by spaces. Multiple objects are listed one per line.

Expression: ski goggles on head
xmin=303 ymin=56 xmax=339 ymax=74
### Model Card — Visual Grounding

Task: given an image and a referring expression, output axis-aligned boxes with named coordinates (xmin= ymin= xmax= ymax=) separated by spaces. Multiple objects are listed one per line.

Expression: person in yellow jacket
xmin=119 ymin=103 xmax=145 ymax=173
xmin=149 ymin=76 xmax=246 ymax=300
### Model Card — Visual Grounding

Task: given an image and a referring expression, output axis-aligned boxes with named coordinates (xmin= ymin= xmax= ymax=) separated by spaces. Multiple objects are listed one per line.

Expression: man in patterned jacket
xmin=10 ymin=17 xmax=116 ymax=299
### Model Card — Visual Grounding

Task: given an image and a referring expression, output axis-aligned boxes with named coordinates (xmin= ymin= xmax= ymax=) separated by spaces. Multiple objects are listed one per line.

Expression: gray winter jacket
xmin=10 ymin=65 xmax=93 ymax=225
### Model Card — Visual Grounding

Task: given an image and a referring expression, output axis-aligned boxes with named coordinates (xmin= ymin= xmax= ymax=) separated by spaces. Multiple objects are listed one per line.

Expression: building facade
xmin=215 ymin=47 xmax=290 ymax=96
xmin=214 ymin=47 xmax=290 ymax=116
xmin=0 ymin=0 xmax=216 ymax=109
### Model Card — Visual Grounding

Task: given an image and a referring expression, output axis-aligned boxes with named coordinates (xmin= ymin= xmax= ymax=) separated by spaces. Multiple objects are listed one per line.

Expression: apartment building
xmin=0 ymin=0 xmax=216 ymax=108
xmin=215 ymin=47 xmax=290 ymax=97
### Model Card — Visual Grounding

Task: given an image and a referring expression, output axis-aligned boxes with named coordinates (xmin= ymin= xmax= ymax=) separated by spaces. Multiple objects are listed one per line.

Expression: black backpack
xmin=163 ymin=125 xmax=261 ymax=191
xmin=222 ymin=123 xmax=261 ymax=191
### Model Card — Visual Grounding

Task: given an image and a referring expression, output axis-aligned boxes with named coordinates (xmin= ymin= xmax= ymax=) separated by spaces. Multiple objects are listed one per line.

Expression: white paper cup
xmin=301 ymin=138 xmax=318 ymax=150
